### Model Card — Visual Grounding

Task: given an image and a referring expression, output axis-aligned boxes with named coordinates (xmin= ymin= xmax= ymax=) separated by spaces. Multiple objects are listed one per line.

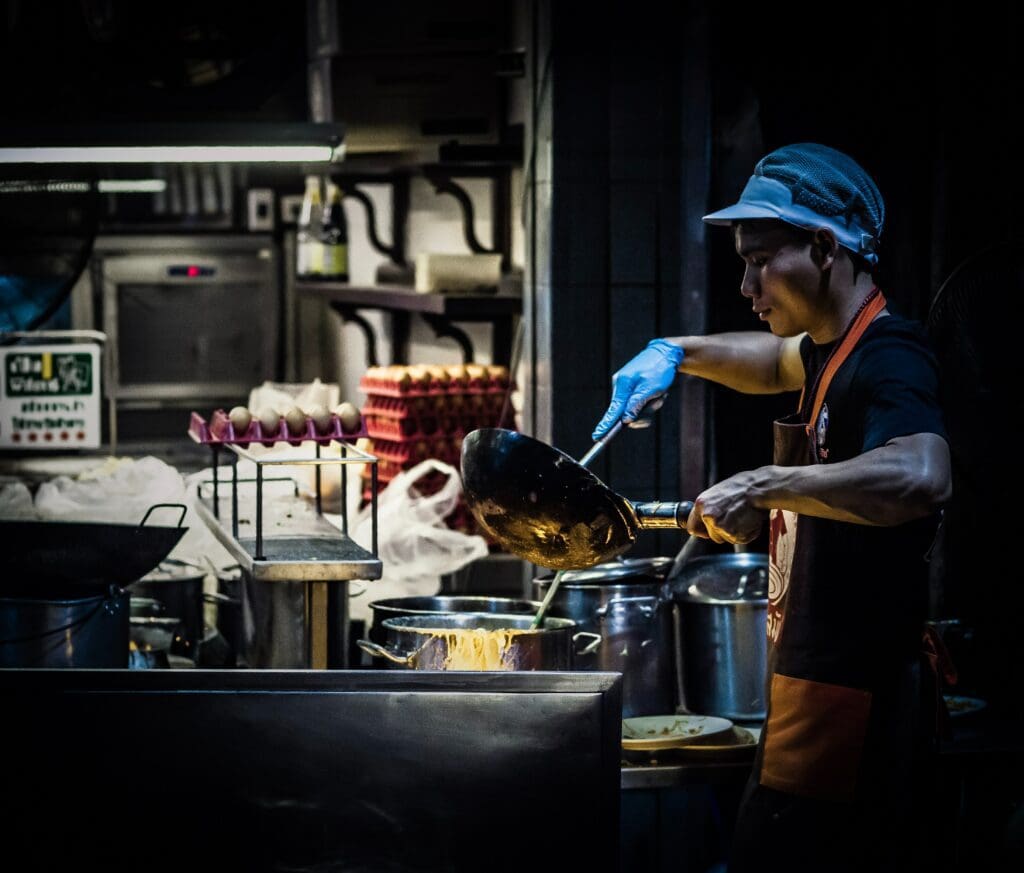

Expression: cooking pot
xmin=0 ymin=585 xmax=129 ymax=668
xmin=668 ymin=553 xmax=769 ymax=721
xmin=533 ymin=557 xmax=676 ymax=717
xmin=367 ymin=595 xmax=547 ymax=643
xmin=357 ymin=613 xmax=600 ymax=671
xmin=131 ymin=558 xmax=207 ymax=660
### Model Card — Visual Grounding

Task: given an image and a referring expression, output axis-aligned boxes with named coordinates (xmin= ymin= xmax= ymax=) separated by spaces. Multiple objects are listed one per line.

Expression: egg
xmin=257 ymin=406 xmax=280 ymax=437
xmin=308 ymin=403 xmax=332 ymax=434
xmin=335 ymin=401 xmax=361 ymax=433
xmin=228 ymin=406 xmax=252 ymax=436
xmin=284 ymin=405 xmax=308 ymax=436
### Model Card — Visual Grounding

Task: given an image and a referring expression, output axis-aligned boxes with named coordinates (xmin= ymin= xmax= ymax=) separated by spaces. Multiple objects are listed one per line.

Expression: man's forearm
xmin=666 ymin=332 xmax=793 ymax=394
xmin=745 ymin=434 xmax=952 ymax=525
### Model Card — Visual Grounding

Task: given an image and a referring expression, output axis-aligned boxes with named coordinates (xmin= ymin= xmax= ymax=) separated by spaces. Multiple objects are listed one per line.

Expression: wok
xmin=460 ymin=429 xmax=693 ymax=570
xmin=2 ymin=504 xmax=189 ymax=591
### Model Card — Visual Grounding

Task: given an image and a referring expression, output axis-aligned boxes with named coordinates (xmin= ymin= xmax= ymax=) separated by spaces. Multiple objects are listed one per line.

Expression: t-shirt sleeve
xmin=853 ymin=328 xmax=948 ymax=452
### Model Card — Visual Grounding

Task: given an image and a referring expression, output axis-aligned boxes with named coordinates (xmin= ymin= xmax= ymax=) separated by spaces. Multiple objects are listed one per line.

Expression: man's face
xmin=733 ymin=222 xmax=825 ymax=337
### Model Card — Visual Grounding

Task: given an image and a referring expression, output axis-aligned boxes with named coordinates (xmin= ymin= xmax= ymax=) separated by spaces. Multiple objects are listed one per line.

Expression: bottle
xmin=320 ymin=179 xmax=349 ymax=281
xmin=296 ymin=175 xmax=323 ymax=278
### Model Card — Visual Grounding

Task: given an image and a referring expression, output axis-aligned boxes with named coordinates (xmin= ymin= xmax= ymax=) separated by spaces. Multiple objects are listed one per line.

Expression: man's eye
xmin=752 ymin=256 xmax=768 ymax=267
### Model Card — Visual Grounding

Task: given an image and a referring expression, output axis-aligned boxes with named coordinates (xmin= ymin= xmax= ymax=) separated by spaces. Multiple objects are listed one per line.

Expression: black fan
xmin=926 ymin=240 xmax=1019 ymax=709
xmin=0 ymin=177 xmax=100 ymax=332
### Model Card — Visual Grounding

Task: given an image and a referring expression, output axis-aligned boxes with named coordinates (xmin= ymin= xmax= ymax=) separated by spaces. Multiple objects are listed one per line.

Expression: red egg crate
xmin=358 ymin=372 xmax=514 ymax=398
xmin=188 ymin=409 xmax=368 ymax=448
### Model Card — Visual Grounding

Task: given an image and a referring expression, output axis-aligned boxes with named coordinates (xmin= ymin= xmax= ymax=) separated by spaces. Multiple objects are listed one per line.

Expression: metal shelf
xmin=193 ymin=497 xmax=381 ymax=582
xmin=296 ymin=281 xmax=521 ymax=367
xmin=190 ymin=436 xmax=382 ymax=583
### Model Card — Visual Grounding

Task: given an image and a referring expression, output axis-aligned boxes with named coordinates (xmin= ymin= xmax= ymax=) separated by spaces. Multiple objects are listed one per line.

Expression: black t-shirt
xmin=786 ymin=312 xmax=949 ymax=682
xmin=799 ymin=312 xmax=947 ymax=463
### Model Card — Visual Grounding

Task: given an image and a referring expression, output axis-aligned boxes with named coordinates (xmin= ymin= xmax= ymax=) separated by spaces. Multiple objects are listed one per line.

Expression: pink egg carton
xmin=189 ymin=409 xmax=368 ymax=448
xmin=358 ymin=368 xmax=514 ymax=398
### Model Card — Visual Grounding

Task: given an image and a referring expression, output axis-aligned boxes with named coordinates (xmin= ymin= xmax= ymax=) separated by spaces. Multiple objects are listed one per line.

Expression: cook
xmin=592 ymin=143 xmax=951 ymax=872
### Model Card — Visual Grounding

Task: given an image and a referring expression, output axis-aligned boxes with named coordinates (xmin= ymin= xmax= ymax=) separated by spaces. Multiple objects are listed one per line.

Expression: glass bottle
xmin=296 ymin=175 xmax=323 ymax=278
xmin=320 ymin=179 xmax=349 ymax=282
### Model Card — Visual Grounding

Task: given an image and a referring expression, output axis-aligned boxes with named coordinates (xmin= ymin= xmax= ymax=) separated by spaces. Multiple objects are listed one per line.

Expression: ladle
xmin=461 ymin=428 xmax=694 ymax=572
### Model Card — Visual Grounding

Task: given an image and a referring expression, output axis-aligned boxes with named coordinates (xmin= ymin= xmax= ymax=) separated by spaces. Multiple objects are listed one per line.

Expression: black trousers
xmin=727 ymin=781 xmax=927 ymax=873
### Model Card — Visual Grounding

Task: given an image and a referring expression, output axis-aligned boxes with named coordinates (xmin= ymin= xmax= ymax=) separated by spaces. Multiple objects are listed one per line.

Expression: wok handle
xmin=356 ymin=639 xmax=413 ymax=666
xmin=631 ymin=500 xmax=695 ymax=530
xmin=138 ymin=503 xmax=188 ymax=529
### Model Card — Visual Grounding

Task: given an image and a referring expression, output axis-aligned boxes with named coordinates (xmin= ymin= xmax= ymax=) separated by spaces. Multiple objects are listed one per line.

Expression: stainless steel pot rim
xmin=534 ymin=556 xmax=673 ymax=586
xmin=380 ymin=613 xmax=576 ymax=632
xmin=369 ymin=596 xmax=545 ymax=614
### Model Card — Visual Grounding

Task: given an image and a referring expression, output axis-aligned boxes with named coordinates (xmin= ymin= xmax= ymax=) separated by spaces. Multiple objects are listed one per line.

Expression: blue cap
xmin=702 ymin=143 xmax=885 ymax=265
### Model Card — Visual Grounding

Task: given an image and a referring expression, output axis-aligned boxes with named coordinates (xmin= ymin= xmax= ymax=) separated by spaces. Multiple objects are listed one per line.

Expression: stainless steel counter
xmin=1 ymin=669 xmax=624 ymax=872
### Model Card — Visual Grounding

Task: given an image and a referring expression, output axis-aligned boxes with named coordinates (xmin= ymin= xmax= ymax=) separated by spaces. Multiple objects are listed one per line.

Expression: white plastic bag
xmin=352 ymin=459 xmax=488 ymax=586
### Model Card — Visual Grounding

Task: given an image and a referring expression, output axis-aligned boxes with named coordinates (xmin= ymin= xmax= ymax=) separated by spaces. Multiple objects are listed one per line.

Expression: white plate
xmin=621 ymin=714 xmax=734 ymax=750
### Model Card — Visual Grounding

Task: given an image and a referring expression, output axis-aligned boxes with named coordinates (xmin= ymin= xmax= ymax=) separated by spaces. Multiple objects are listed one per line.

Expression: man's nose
xmin=740 ymin=266 xmax=759 ymax=298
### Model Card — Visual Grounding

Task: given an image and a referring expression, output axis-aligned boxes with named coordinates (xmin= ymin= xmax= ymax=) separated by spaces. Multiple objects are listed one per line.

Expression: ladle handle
xmin=632 ymin=500 xmax=695 ymax=530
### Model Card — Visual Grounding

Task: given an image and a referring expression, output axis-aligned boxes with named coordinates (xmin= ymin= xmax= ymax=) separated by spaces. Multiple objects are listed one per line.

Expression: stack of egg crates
xmin=359 ymin=363 xmax=514 ymax=539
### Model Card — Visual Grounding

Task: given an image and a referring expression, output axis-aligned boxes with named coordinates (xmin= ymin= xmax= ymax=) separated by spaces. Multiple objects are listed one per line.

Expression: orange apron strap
xmin=803 ymin=289 xmax=887 ymax=434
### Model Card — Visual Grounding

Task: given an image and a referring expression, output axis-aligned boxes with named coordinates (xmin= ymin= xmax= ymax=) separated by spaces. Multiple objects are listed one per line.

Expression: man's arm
xmin=668 ymin=332 xmax=806 ymax=394
xmin=688 ymin=433 xmax=952 ymax=544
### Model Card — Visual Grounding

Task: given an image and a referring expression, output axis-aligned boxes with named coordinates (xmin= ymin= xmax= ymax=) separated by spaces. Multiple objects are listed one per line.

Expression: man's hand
xmin=592 ymin=339 xmax=684 ymax=440
xmin=686 ymin=470 xmax=767 ymax=545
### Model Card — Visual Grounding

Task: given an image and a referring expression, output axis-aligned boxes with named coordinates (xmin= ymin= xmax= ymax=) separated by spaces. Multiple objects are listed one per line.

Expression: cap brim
xmin=702 ymin=203 xmax=780 ymax=225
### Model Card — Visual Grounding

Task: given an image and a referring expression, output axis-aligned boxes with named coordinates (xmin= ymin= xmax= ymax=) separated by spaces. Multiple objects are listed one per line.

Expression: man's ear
xmin=811 ymin=228 xmax=839 ymax=269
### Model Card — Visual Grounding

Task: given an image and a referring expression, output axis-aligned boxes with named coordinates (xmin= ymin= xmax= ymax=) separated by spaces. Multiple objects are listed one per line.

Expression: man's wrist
xmin=747 ymin=465 xmax=783 ymax=510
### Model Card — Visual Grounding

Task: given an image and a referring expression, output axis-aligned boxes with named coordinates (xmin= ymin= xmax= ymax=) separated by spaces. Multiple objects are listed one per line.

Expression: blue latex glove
xmin=592 ymin=339 xmax=684 ymax=440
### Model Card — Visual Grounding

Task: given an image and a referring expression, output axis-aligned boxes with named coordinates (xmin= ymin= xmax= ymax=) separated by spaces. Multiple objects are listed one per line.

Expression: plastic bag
xmin=352 ymin=459 xmax=488 ymax=586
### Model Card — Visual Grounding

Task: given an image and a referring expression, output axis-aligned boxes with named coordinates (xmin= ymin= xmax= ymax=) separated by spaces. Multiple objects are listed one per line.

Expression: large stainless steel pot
xmin=533 ymin=557 xmax=676 ymax=717
xmin=367 ymin=595 xmax=546 ymax=643
xmin=357 ymin=613 xmax=600 ymax=671
xmin=0 ymin=586 xmax=129 ymax=668
xmin=668 ymin=553 xmax=769 ymax=721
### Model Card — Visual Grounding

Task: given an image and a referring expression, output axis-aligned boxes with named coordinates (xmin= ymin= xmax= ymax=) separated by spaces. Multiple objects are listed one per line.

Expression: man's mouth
xmin=754 ymin=308 xmax=771 ymax=321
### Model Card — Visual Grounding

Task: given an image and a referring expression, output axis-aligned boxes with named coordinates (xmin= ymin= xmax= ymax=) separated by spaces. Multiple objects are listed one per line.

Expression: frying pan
xmin=460 ymin=429 xmax=693 ymax=570
xmin=2 ymin=504 xmax=189 ymax=591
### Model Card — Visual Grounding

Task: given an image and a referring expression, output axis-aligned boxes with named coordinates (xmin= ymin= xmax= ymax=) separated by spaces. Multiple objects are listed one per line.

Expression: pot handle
xmin=572 ymin=631 xmax=602 ymax=656
xmin=356 ymin=639 xmax=414 ymax=666
xmin=138 ymin=503 xmax=188 ymax=529
xmin=203 ymin=591 xmax=239 ymax=606
xmin=596 ymin=595 xmax=658 ymax=619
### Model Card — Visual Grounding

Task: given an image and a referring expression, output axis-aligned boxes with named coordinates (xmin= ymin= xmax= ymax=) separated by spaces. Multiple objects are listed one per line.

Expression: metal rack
xmin=189 ymin=433 xmax=382 ymax=668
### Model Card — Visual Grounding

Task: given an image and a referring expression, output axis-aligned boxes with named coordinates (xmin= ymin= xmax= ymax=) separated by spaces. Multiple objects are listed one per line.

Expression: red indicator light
xmin=187 ymin=265 xmax=200 ymax=277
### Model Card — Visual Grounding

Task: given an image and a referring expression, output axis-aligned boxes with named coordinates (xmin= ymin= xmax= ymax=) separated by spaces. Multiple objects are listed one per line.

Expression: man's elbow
xmin=895 ymin=434 xmax=952 ymax=519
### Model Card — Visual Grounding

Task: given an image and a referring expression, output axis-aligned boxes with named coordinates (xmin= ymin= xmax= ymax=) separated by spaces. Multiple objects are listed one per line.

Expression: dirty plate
xmin=621 ymin=714 xmax=733 ymax=751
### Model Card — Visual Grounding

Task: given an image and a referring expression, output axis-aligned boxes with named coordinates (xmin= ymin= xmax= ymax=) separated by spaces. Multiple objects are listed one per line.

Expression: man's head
xmin=704 ymin=143 xmax=884 ymax=269
xmin=703 ymin=143 xmax=885 ymax=337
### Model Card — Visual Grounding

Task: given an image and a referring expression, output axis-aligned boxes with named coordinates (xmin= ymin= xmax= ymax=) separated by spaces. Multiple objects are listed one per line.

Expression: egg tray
xmin=358 ymin=374 xmax=513 ymax=399
xmin=364 ymin=412 xmax=502 ymax=441
xmin=363 ymin=392 xmax=505 ymax=419
xmin=189 ymin=409 xmax=368 ymax=448
xmin=366 ymin=436 xmax=462 ymax=466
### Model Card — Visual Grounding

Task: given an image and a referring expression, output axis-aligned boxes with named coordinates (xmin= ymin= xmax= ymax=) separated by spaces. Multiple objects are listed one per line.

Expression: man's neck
xmin=806 ymin=274 xmax=879 ymax=345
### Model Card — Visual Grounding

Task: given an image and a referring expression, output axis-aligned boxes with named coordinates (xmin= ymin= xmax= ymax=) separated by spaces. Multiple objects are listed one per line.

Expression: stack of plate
xmin=621 ymin=714 xmax=761 ymax=762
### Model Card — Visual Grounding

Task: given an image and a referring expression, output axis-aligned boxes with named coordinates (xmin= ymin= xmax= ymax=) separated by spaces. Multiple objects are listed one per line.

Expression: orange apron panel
xmin=760 ymin=672 xmax=873 ymax=802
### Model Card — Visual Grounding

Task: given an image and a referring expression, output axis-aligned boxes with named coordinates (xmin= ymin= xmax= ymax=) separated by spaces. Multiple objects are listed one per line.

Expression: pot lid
xmin=671 ymin=554 xmax=769 ymax=604
xmin=138 ymin=558 xmax=207 ymax=583
xmin=535 ymin=557 xmax=672 ymax=586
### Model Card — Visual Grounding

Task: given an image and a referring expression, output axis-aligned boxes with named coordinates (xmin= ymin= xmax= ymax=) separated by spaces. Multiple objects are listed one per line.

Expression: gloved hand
xmin=592 ymin=339 xmax=684 ymax=440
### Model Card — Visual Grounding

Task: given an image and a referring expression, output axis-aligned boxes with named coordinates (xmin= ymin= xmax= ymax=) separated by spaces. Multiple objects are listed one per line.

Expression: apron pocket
xmin=760 ymin=672 xmax=872 ymax=802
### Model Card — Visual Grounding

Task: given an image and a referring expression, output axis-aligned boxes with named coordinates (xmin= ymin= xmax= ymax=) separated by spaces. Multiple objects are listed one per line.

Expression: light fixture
xmin=0 ymin=123 xmax=345 ymax=164
xmin=0 ymin=179 xmax=168 ymax=194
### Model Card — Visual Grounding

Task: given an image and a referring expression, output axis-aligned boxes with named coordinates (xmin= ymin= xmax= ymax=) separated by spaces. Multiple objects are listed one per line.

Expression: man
xmin=592 ymin=143 xmax=951 ymax=872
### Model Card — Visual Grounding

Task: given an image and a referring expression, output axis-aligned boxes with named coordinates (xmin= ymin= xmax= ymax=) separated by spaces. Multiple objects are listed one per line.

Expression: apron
xmin=758 ymin=288 xmax=889 ymax=803
xmin=729 ymin=288 xmax=942 ymax=873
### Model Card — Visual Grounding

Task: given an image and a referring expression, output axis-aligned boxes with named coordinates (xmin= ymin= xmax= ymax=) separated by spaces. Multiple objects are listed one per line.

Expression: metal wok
xmin=2 ymin=504 xmax=189 ymax=591
xmin=460 ymin=429 xmax=693 ymax=570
